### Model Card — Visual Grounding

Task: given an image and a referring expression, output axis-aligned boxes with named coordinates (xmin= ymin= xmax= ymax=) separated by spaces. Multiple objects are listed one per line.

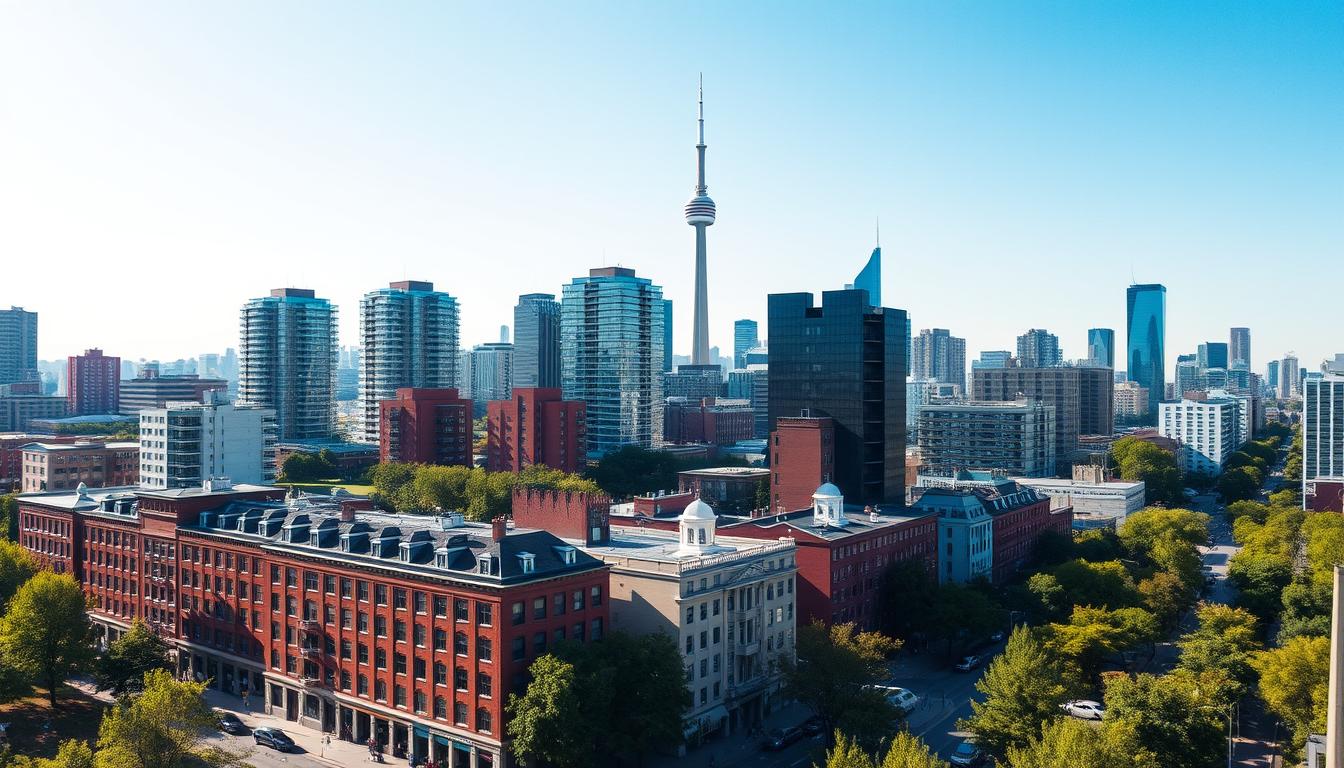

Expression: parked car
xmin=949 ymin=739 xmax=985 ymax=767
xmin=1061 ymin=699 xmax=1105 ymax=720
xmin=873 ymin=685 xmax=920 ymax=715
xmin=253 ymin=727 xmax=295 ymax=752
xmin=954 ymin=654 xmax=984 ymax=672
xmin=801 ymin=716 xmax=824 ymax=736
xmin=215 ymin=711 xmax=246 ymax=735
xmin=988 ymin=630 xmax=1005 ymax=643
xmin=762 ymin=726 xmax=804 ymax=751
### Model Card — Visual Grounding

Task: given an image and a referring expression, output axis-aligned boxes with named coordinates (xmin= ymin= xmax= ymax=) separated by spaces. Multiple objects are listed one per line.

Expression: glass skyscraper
xmin=767 ymin=289 xmax=907 ymax=505
xmin=1087 ymin=328 xmax=1115 ymax=368
xmin=357 ymin=281 xmax=459 ymax=443
xmin=238 ymin=288 xmax=339 ymax=440
xmin=561 ymin=267 xmax=664 ymax=459
xmin=733 ymin=319 xmax=759 ymax=369
xmin=1126 ymin=284 xmax=1166 ymax=417
xmin=512 ymin=293 xmax=560 ymax=389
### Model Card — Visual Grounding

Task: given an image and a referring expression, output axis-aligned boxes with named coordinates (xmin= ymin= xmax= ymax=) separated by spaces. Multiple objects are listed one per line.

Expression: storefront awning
xmin=682 ymin=705 xmax=730 ymax=738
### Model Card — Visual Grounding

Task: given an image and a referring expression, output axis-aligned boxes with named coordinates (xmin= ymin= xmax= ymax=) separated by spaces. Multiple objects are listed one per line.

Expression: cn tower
xmin=684 ymin=75 xmax=716 ymax=366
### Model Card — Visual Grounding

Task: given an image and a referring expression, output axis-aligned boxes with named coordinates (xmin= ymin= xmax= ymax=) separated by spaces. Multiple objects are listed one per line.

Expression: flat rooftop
xmin=1013 ymin=477 xmax=1144 ymax=491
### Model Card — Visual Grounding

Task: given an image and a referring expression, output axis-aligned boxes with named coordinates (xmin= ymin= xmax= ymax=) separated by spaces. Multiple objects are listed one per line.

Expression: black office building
xmin=767 ymin=289 xmax=907 ymax=505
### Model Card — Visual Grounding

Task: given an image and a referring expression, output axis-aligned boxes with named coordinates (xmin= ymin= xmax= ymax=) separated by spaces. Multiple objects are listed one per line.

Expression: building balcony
xmin=300 ymin=646 xmax=322 ymax=659
xmin=299 ymin=619 xmax=322 ymax=633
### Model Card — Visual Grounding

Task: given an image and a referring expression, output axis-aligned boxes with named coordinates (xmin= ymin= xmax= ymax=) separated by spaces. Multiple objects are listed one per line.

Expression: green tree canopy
xmin=95 ymin=620 xmax=172 ymax=696
xmin=1110 ymin=438 xmax=1183 ymax=505
xmin=1117 ymin=507 xmax=1209 ymax=559
xmin=877 ymin=732 xmax=947 ymax=768
xmin=1216 ymin=466 xmax=1262 ymax=503
xmin=786 ymin=621 xmax=901 ymax=746
xmin=1176 ymin=603 xmax=1261 ymax=704
xmin=1003 ymin=717 xmax=1148 ymax=768
xmin=1043 ymin=605 xmax=1158 ymax=688
xmin=1253 ymin=634 xmax=1329 ymax=753
xmin=93 ymin=669 xmax=245 ymax=768
xmin=506 ymin=655 xmax=591 ymax=768
xmin=960 ymin=627 xmax=1066 ymax=761
xmin=0 ymin=538 xmax=41 ymax=611
xmin=0 ymin=571 xmax=94 ymax=707
xmin=1050 ymin=559 xmax=1139 ymax=611
xmin=277 ymin=451 xmax=337 ymax=483
xmin=1103 ymin=671 xmax=1225 ymax=768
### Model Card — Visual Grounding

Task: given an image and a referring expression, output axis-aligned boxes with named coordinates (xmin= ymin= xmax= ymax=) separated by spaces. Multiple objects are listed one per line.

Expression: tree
xmin=1050 ymin=559 xmax=1139 ymax=611
xmin=785 ymin=621 xmax=901 ymax=746
xmin=586 ymin=446 xmax=682 ymax=498
xmin=413 ymin=464 xmax=473 ymax=513
xmin=960 ymin=627 xmax=1065 ymax=761
xmin=506 ymin=655 xmax=592 ymax=768
xmin=1117 ymin=507 xmax=1209 ymax=558
xmin=1277 ymin=577 xmax=1332 ymax=642
xmin=1215 ymin=466 xmax=1262 ymax=503
xmin=1137 ymin=571 xmax=1187 ymax=632
xmin=877 ymin=559 xmax=939 ymax=639
xmin=1176 ymin=604 xmax=1261 ymax=703
xmin=0 ymin=494 xmax=18 ymax=541
xmin=878 ymin=732 xmax=947 ymax=768
xmin=0 ymin=539 xmax=40 ymax=611
xmin=1003 ymin=717 xmax=1147 ymax=768
xmin=820 ymin=731 xmax=876 ymax=768
xmin=94 ymin=669 xmax=245 ymax=768
xmin=464 ymin=467 xmax=516 ymax=522
xmin=0 ymin=572 xmax=94 ymax=707
xmin=95 ymin=620 xmax=171 ymax=696
xmin=1103 ymin=671 xmax=1224 ymax=768
xmin=277 ymin=451 xmax=337 ymax=483
xmin=1227 ymin=551 xmax=1293 ymax=621
xmin=1025 ymin=572 xmax=1066 ymax=621
xmin=1043 ymin=606 xmax=1158 ymax=688
xmin=1110 ymin=438 xmax=1183 ymax=505
xmin=1253 ymin=634 xmax=1329 ymax=751
xmin=917 ymin=583 xmax=1001 ymax=658
xmin=1225 ymin=500 xmax=1270 ymax=525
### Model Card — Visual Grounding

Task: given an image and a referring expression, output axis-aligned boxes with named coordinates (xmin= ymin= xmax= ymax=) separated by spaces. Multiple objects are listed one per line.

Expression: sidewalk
xmin=647 ymin=700 xmax=814 ymax=768
xmin=199 ymin=687 xmax=375 ymax=767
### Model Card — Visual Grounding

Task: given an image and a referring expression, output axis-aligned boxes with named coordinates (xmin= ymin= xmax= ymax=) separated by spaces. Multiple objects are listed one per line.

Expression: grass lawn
xmin=276 ymin=480 xmax=375 ymax=496
xmin=0 ymin=686 xmax=108 ymax=758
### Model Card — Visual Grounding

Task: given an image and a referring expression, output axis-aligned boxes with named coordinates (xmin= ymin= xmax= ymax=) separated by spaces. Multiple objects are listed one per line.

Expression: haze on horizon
xmin=1 ymin=2 xmax=1340 ymax=374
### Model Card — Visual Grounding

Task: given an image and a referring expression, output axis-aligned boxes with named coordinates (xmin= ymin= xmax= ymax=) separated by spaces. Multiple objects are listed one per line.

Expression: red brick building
xmin=484 ymin=388 xmax=585 ymax=474
xmin=718 ymin=486 xmax=937 ymax=629
xmin=16 ymin=483 xmax=609 ymax=768
xmin=663 ymin=397 xmax=754 ymax=446
xmin=511 ymin=487 xmax=610 ymax=545
xmin=67 ymin=349 xmax=121 ymax=416
xmin=380 ymin=388 xmax=473 ymax=466
xmin=20 ymin=440 xmax=139 ymax=492
xmin=986 ymin=487 xmax=1073 ymax=584
xmin=769 ymin=416 xmax=835 ymax=513
xmin=0 ymin=433 xmax=80 ymax=490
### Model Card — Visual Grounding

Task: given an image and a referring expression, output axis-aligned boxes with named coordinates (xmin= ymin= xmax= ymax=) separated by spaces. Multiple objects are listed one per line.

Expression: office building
xmin=1280 ymin=354 xmax=1301 ymax=399
xmin=748 ymin=366 xmax=769 ymax=438
xmin=561 ymin=267 xmax=664 ymax=459
xmin=664 ymin=364 xmax=722 ymax=401
xmin=1016 ymin=465 xmax=1146 ymax=531
xmin=664 ymin=397 xmax=754 ymax=446
xmin=66 ymin=349 xmax=121 ymax=416
xmin=1266 ymin=360 xmax=1280 ymax=392
xmin=1230 ymin=328 xmax=1251 ymax=370
xmin=1016 ymin=329 xmax=1062 ymax=368
xmin=485 ymin=388 xmax=585 ymax=474
xmin=1126 ymin=284 xmax=1166 ymax=416
xmin=138 ymin=393 xmax=276 ymax=489
xmin=20 ymin=440 xmax=139 ymax=493
xmin=733 ymin=320 xmax=759 ymax=370
xmin=1198 ymin=342 xmax=1229 ymax=371
xmin=512 ymin=294 xmax=560 ymax=390
xmin=468 ymin=343 xmax=514 ymax=407
xmin=379 ymin=388 xmax=472 ymax=467
xmin=0 ymin=385 xmax=68 ymax=432
xmin=1174 ymin=359 xmax=1200 ymax=399
xmin=238 ymin=288 xmax=338 ymax=441
xmin=910 ymin=329 xmax=966 ymax=390
xmin=1114 ymin=381 xmax=1150 ymax=419
xmin=767 ymin=289 xmax=907 ymax=505
xmin=1158 ymin=396 xmax=1242 ymax=474
xmin=1087 ymin=329 xmax=1115 ymax=368
xmin=358 ymin=281 xmax=460 ymax=443
xmin=972 ymin=350 xmax=1012 ymax=370
xmin=119 ymin=372 xmax=229 ymax=414
xmin=583 ymin=502 xmax=795 ymax=736
xmin=0 ymin=307 xmax=38 ymax=385
xmin=15 ymin=483 xmax=609 ymax=766
xmin=971 ymin=365 xmax=1114 ymax=468
xmin=917 ymin=400 xmax=1057 ymax=478
xmin=1303 ymin=375 xmax=1344 ymax=504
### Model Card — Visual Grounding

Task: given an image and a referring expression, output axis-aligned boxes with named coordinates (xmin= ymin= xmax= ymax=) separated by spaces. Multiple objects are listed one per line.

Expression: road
xmin=202 ymin=731 xmax=335 ymax=768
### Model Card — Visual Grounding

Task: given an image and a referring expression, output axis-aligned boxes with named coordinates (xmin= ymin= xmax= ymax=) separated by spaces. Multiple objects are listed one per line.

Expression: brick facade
xmin=769 ymin=417 xmax=835 ymax=513
xmin=484 ymin=388 xmax=585 ymax=474
xmin=380 ymin=388 xmax=473 ymax=466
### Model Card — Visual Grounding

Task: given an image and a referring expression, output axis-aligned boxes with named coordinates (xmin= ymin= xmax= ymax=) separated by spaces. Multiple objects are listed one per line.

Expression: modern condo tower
xmin=684 ymin=77 xmax=716 ymax=366
xmin=1126 ymin=284 xmax=1166 ymax=417
xmin=238 ymin=288 xmax=338 ymax=440
xmin=358 ymin=281 xmax=460 ymax=443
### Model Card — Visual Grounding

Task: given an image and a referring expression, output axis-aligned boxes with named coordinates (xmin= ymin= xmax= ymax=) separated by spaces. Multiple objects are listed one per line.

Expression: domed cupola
xmin=812 ymin=483 xmax=847 ymax=528
xmin=677 ymin=497 xmax=717 ymax=555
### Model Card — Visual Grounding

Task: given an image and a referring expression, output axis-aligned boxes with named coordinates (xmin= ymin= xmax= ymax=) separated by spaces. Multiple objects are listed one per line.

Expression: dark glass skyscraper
xmin=1087 ymin=328 xmax=1115 ymax=368
xmin=767 ymin=289 xmax=907 ymax=505
xmin=512 ymin=293 xmax=560 ymax=389
xmin=1126 ymin=284 xmax=1166 ymax=417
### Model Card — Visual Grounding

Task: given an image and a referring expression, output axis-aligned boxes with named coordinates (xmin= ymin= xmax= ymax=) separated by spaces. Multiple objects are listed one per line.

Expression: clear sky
xmin=2 ymin=2 xmax=1341 ymax=376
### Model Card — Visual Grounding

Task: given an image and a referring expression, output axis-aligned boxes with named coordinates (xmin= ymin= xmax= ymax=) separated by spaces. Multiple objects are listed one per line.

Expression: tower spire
xmin=684 ymin=75 xmax=717 ymax=367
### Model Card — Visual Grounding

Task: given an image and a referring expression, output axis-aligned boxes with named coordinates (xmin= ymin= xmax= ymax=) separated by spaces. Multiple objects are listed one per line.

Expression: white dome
xmin=813 ymin=482 xmax=843 ymax=498
xmin=681 ymin=498 xmax=716 ymax=520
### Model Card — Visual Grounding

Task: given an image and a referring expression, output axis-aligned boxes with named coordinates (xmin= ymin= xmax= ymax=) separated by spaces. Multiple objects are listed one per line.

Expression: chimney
xmin=339 ymin=502 xmax=356 ymax=523
xmin=492 ymin=515 xmax=507 ymax=542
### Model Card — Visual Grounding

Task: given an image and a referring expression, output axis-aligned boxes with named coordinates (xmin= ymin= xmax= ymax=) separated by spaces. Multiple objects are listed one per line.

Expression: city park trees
xmin=0 ymin=572 xmax=95 ymax=708
xmin=784 ymin=621 xmax=902 ymax=749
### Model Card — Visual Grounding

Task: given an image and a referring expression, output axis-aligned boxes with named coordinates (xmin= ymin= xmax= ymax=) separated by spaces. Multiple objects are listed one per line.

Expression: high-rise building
xmin=561 ymin=267 xmax=664 ymax=459
xmin=971 ymin=365 xmax=1114 ymax=468
xmin=485 ymin=388 xmax=586 ymax=474
xmin=973 ymin=350 xmax=1012 ymax=370
xmin=1197 ymin=342 xmax=1229 ymax=370
xmin=67 ymin=348 xmax=121 ymax=416
xmin=1087 ymin=328 xmax=1115 ymax=368
xmin=1280 ymin=354 xmax=1301 ymax=399
xmin=0 ymin=307 xmax=38 ymax=385
xmin=1174 ymin=359 xmax=1200 ymax=399
xmin=138 ymin=392 xmax=276 ymax=488
xmin=1126 ymin=283 xmax=1166 ymax=417
xmin=1303 ymin=375 xmax=1344 ymax=502
xmin=1230 ymin=327 xmax=1251 ymax=370
xmin=469 ymin=343 xmax=514 ymax=405
xmin=910 ymin=329 xmax=966 ymax=390
xmin=1114 ymin=381 xmax=1150 ymax=419
xmin=1267 ymin=360 xmax=1280 ymax=390
xmin=512 ymin=293 xmax=560 ymax=390
xmin=660 ymin=300 xmax=674 ymax=372
xmin=684 ymin=79 xmax=716 ymax=366
xmin=917 ymin=400 xmax=1057 ymax=478
xmin=358 ymin=281 xmax=459 ymax=443
xmin=767 ymin=289 xmax=907 ymax=505
xmin=379 ymin=387 xmax=473 ymax=466
xmin=238 ymin=288 xmax=338 ymax=440
xmin=663 ymin=364 xmax=722 ymax=401
xmin=1015 ymin=329 xmax=1062 ymax=368
xmin=1159 ymin=396 xmax=1241 ymax=474
xmin=851 ymin=247 xmax=881 ymax=306
xmin=733 ymin=320 xmax=759 ymax=369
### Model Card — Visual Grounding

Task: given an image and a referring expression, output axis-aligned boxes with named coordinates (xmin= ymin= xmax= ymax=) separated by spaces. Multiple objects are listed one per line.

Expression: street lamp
xmin=1198 ymin=703 xmax=1235 ymax=768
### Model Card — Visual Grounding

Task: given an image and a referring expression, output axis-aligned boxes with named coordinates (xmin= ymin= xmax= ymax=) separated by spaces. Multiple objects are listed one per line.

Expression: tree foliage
xmin=1117 ymin=507 xmax=1209 ymax=558
xmin=1103 ymin=671 xmax=1225 ymax=768
xmin=785 ymin=621 xmax=901 ymax=747
xmin=0 ymin=571 xmax=94 ymax=707
xmin=1110 ymin=437 xmax=1183 ymax=505
xmin=95 ymin=620 xmax=171 ymax=696
xmin=0 ymin=494 xmax=18 ymax=542
xmin=1042 ymin=605 xmax=1158 ymax=688
xmin=368 ymin=462 xmax=599 ymax=520
xmin=1003 ymin=717 xmax=1147 ymax=768
xmin=586 ymin=446 xmax=747 ymax=498
xmin=93 ymin=669 xmax=245 ymax=768
xmin=1215 ymin=466 xmax=1262 ymax=503
xmin=1176 ymin=603 xmax=1261 ymax=704
xmin=506 ymin=655 xmax=591 ymax=768
xmin=277 ymin=451 xmax=338 ymax=483
xmin=0 ymin=539 xmax=41 ymax=611
xmin=1050 ymin=559 xmax=1139 ymax=611
xmin=1253 ymin=634 xmax=1329 ymax=753
xmin=960 ymin=627 xmax=1065 ymax=761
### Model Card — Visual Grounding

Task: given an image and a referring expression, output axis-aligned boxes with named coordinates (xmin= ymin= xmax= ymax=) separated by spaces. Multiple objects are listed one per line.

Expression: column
xmin=1326 ymin=565 xmax=1344 ymax=767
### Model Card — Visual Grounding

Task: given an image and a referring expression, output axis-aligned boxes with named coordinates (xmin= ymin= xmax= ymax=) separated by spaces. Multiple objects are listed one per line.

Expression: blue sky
xmin=2 ymin=2 xmax=1340 ymax=375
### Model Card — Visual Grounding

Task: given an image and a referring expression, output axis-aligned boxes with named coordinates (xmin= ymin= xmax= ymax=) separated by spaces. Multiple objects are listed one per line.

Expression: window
xmin=511 ymin=601 xmax=525 ymax=626
xmin=435 ymin=628 xmax=448 ymax=652
xmin=414 ymin=591 xmax=427 ymax=613
xmin=358 ymin=581 xmax=369 ymax=601
xmin=358 ymin=674 xmax=368 ymax=696
xmin=591 ymin=618 xmax=602 ymax=641
xmin=455 ymin=667 xmax=468 ymax=691
xmin=375 ymin=616 xmax=387 ymax=637
xmin=286 ymin=568 xmax=297 ymax=588
xmin=434 ymin=662 xmax=447 ymax=686
xmin=414 ymin=657 xmax=426 ymax=680
xmin=455 ymin=631 xmax=468 ymax=655
xmin=435 ymin=696 xmax=447 ymax=719
xmin=394 ymin=588 xmax=407 ymax=610
xmin=477 ymin=672 xmax=492 ymax=698
xmin=453 ymin=598 xmax=467 ymax=621
xmin=375 ymin=584 xmax=388 ymax=605
xmin=553 ymin=593 xmax=566 ymax=616
xmin=686 ymin=636 xmax=693 ymax=654
xmin=532 ymin=597 xmax=546 ymax=620
xmin=435 ymin=595 xmax=449 ymax=618
xmin=394 ymin=652 xmax=406 ymax=675
xmin=342 ymin=608 xmax=353 ymax=630
xmin=511 ymin=636 xmax=526 ymax=661
xmin=358 ymin=612 xmax=369 ymax=633
xmin=476 ymin=707 xmax=491 ymax=733
xmin=533 ymin=632 xmax=547 ymax=656
xmin=476 ymin=603 xmax=493 ymax=626
xmin=341 ymin=640 xmax=352 ymax=659
xmin=454 ymin=702 xmax=467 ymax=726
xmin=375 ymin=680 xmax=387 ymax=701
xmin=375 ymin=648 xmax=387 ymax=670
xmin=477 ymin=637 xmax=492 ymax=662
xmin=394 ymin=685 xmax=406 ymax=708
xmin=341 ymin=671 xmax=352 ymax=691
xmin=414 ymin=690 xmax=427 ymax=714
xmin=394 ymin=619 xmax=406 ymax=642
xmin=591 ymin=585 xmax=602 ymax=606
xmin=414 ymin=624 xmax=426 ymax=647
xmin=572 ymin=590 xmax=584 ymax=611
xmin=341 ymin=578 xmax=352 ymax=598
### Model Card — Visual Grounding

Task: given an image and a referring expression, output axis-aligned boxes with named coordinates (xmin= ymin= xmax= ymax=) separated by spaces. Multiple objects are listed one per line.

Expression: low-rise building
xmin=20 ymin=440 xmax=139 ymax=493
xmin=1 ymin=433 xmax=79 ymax=490
xmin=664 ymin=397 xmax=754 ymax=446
xmin=1013 ymin=465 xmax=1145 ymax=530
xmin=909 ymin=487 xmax=992 ymax=584
xmin=677 ymin=467 xmax=770 ymax=514
xmin=273 ymin=440 xmax=380 ymax=478
xmin=918 ymin=400 xmax=1056 ymax=478
xmin=768 ymin=416 xmax=835 ymax=514
xmin=118 ymin=372 xmax=229 ymax=414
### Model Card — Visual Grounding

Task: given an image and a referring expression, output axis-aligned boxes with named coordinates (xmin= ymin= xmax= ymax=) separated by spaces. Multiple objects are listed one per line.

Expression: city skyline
xmin=2 ymin=3 xmax=1340 ymax=372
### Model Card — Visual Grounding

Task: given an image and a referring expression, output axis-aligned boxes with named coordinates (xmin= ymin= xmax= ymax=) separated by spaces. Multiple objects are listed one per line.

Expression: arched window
xmin=434 ymin=696 xmax=447 ymax=719
xmin=697 ymin=528 xmax=706 ymax=544
xmin=454 ymin=701 xmax=467 ymax=725
xmin=686 ymin=528 xmax=693 ymax=544
xmin=477 ymin=707 xmax=492 ymax=733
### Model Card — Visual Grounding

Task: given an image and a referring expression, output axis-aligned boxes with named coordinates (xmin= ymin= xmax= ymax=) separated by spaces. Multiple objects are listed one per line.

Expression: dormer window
xmin=553 ymin=546 xmax=577 ymax=566
xmin=477 ymin=555 xmax=495 ymax=575
xmin=518 ymin=552 xmax=536 ymax=574
xmin=435 ymin=549 xmax=450 ymax=568
xmin=400 ymin=545 xmax=412 ymax=563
